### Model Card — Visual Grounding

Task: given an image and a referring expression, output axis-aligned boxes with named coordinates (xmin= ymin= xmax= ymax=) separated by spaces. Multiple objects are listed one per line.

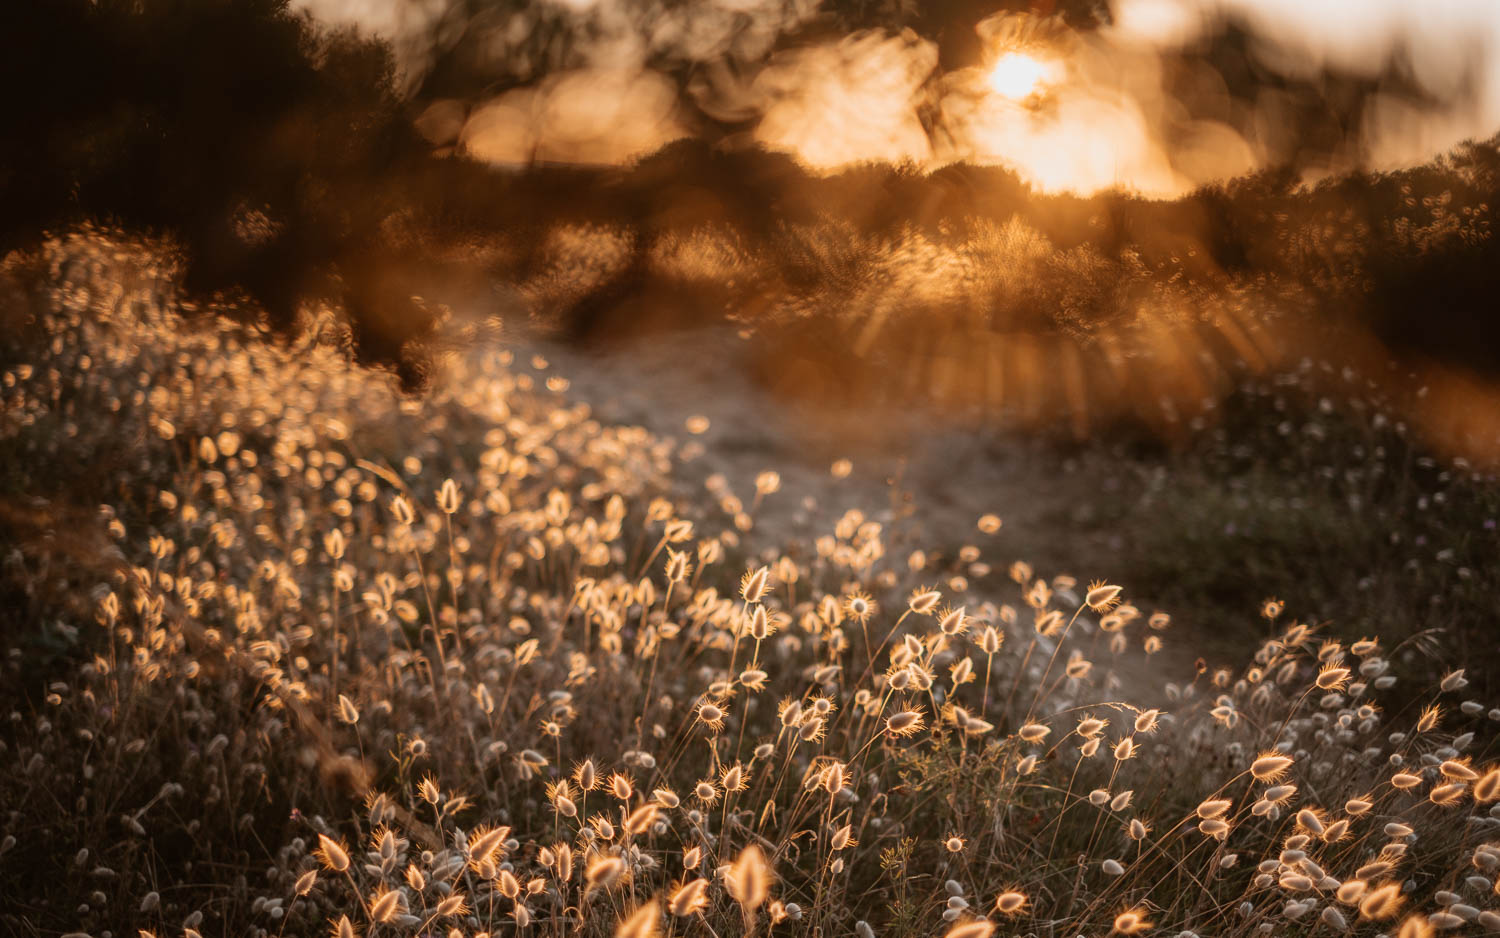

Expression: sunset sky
xmin=299 ymin=0 xmax=1500 ymax=194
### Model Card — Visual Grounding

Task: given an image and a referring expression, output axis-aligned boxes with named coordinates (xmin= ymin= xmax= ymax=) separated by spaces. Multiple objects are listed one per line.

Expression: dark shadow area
xmin=1 ymin=0 xmax=1498 ymax=424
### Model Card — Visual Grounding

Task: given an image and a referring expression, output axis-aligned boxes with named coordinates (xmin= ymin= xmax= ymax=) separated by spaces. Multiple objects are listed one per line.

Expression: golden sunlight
xmin=986 ymin=51 xmax=1058 ymax=101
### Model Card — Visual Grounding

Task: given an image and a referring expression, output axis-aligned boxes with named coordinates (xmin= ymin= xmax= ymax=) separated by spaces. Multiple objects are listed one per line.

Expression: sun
xmin=987 ymin=51 xmax=1057 ymax=101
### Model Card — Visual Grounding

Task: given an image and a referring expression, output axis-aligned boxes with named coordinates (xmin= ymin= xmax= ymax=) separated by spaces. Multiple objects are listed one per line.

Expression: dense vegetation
xmin=4 ymin=3 xmax=1500 ymax=936
xmin=2 ymin=227 xmax=1499 ymax=938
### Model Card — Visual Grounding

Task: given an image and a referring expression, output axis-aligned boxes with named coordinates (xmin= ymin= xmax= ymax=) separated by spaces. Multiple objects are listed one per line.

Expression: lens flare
xmin=987 ymin=52 xmax=1058 ymax=101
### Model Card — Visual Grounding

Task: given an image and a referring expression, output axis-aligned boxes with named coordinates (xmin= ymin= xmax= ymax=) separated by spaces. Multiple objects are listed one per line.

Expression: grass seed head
xmin=316 ymin=834 xmax=350 ymax=873
xmin=1086 ymin=582 xmax=1123 ymax=611
xmin=1251 ymin=752 xmax=1294 ymax=781
xmin=945 ymin=920 xmax=995 ymax=938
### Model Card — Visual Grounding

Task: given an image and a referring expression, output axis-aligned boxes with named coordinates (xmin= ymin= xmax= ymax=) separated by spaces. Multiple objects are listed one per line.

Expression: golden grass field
xmin=2 ymin=227 xmax=1500 ymax=938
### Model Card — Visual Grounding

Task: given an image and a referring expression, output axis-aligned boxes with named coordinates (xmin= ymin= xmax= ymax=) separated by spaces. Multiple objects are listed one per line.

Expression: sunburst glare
xmin=986 ymin=51 xmax=1059 ymax=102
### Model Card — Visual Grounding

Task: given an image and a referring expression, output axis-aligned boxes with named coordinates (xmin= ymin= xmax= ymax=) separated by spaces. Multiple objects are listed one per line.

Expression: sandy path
xmin=515 ymin=326 xmax=1202 ymax=699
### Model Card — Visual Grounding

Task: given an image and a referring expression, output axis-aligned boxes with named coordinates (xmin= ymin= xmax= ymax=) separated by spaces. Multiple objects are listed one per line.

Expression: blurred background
xmin=4 ymin=0 xmax=1500 ymax=431
xmin=3 ymin=0 xmax=1500 ymax=665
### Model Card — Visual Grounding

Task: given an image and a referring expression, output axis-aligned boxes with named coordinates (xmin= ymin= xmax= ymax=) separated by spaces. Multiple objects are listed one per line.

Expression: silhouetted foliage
xmin=2 ymin=0 xmax=1499 ymax=397
xmin=0 ymin=0 xmax=444 ymax=382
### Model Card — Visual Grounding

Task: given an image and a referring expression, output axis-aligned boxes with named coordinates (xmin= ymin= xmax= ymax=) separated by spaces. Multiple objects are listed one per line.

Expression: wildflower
xmin=1295 ymin=809 xmax=1325 ymax=835
xmin=1281 ymin=872 xmax=1315 ymax=891
xmin=810 ymin=768 xmax=844 ymax=808
xmin=369 ymin=885 xmax=401 ymax=923
xmin=1077 ymin=716 xmax=1108 ymax=737
xmin=1360 ymin=883 xmax=1404 ymax=920
xmin=1475 ymin=768 xmax=1500 ymax=802
xmin=316 ymin=834 xmax=350 ymax=873
xmin=830 ymin=824 xmax=856 ymax=850
xmin=1440 ymin=760 xmax=1480 ymax=781
xmin=726 ymin=844 xmax=771 ymax=912
xmin=610 ymin=773 xmax=635 ymax=800
xmin=886 ymin=710 xmax=925 ymax=737
xmin=979 ymin=626 xmax=1003 ymax=655
xmin=908 ymin=588 xmax=942 ymax=615
xmin=575 ymin=759 xmax=600 ymax=792
xmin=1321 ymin=906 xmax=1349 ymax=932
xmin=437 ymin=478 xmax=460 ymax=514
xmin=405 ymin=865 xmax=426 ymax=891
xmin=1336 ymin=880 xmax=1367 ymax=904
xmin=1113 ymin=908 xmax=1152 ymax=934
xmin=747 ymin=606 xmax=771 ymax=641
xmin=661 ymin=875 xmax=710 ymax=918
xmin=697 ymin=702 xmax=726 ymax=733
xmin=617 ymin=899 xmax=660 ymax=938
xmin=1019 ymin=723 xmax=1050 ymax=742
xmin=1316 ymin=666 xmax=1350 ymax=690
xmin=740 ymin=567 xmax=771 ymax=604
xmin=722 ymin=763 xmax=747 ymax=792
xmin=1086 ymin=582 xmax=1123 ymax=611
xmin=950 ymin=658 xmax=975 ymax=686
xmin=548 ymin=783 xmax=577 ymax=818
xmin=843 ymin=591 xmax=877 ymax=624
xmin=1199 ymin=818 xmax=1230 ymax=838
xmin=665 ymin=550 xmax=691 ymax=583
xmin=295 ymin=870 xmax=317 ymax=895
xmin=468 ymin=826 xmax=509 ymax=865
xmin=945 ymin=921 xmax=995 ymax=938
xmin=586 ymin=855 xmax=625 ymax=894
xmin=1417 ymin=705 xmax=1442 ymax=733
xmin=1431 ymin=782 xmax=1467 ymax=805
xmin=1397 ymin=916 xmax=1434 ymax=938
xmin=938 ymin=606 xmax=968 ymax=635
xmin=755 ymin=471 xmax=781 ymax=495
xmin=1250 ymin=752 xmax=1294 ymax=781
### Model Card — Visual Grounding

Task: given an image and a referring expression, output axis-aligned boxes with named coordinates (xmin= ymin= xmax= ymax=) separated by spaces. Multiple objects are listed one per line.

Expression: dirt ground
xmin=519 ymin=324 xmax=1207 ymax=695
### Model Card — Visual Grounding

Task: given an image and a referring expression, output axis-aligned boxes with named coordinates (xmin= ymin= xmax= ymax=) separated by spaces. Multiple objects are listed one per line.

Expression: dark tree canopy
xmin=2 ymin=0 xmax=1498 ymax=389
